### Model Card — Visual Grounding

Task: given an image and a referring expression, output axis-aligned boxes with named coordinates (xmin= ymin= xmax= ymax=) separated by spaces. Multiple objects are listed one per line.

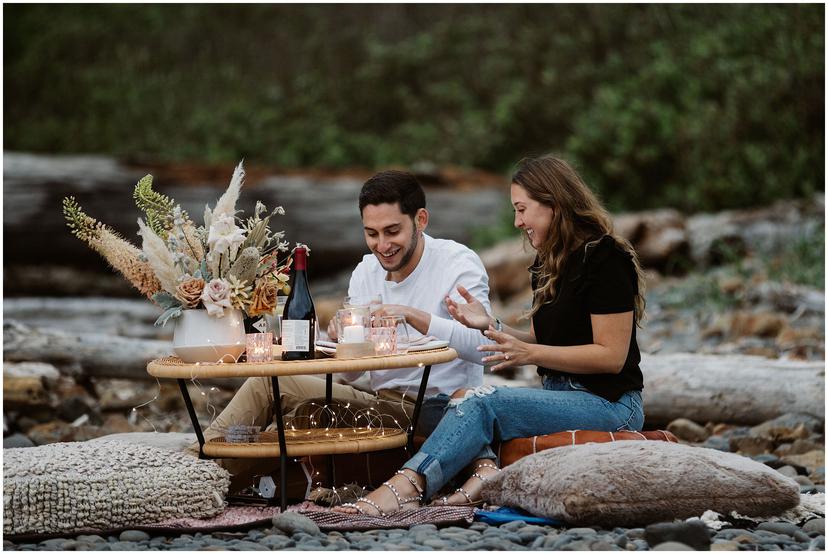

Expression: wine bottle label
xmin=252 ymin=318 xmax=268 ymax=333
xmin=281 ymin=320 xmax=310 ymax=352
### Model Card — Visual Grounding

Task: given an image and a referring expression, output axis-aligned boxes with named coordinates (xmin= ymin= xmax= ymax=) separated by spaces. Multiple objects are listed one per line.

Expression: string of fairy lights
xmin=131 ymin=345 xmax=425 ymax=500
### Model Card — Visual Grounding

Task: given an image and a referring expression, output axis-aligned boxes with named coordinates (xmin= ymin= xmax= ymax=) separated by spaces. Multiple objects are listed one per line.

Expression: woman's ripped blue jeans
xmin=402 ymin=377 xmax=644 ymax=499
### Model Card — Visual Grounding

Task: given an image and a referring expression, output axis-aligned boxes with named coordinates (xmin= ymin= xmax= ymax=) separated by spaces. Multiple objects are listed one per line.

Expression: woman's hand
xmin=477 ymin=327 xmax=533 ymax=372
xmin=445 ymin=285 xmax=492 ymax=331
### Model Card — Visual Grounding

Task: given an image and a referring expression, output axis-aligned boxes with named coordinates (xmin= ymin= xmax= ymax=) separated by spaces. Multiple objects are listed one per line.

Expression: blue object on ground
xmin=474 ymin=506 xmax=563 ymax=526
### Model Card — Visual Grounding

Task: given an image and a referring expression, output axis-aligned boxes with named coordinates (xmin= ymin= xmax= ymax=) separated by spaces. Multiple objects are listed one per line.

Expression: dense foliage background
xmin=4 ymin=4 xmax=824 ymax=211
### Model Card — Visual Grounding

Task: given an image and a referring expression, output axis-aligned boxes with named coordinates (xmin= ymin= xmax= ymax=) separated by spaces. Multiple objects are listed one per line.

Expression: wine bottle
xmin=281 ymin=246 xmax=316 ymax=361
xmin=244 ymin=314 xmax=269 ymax=334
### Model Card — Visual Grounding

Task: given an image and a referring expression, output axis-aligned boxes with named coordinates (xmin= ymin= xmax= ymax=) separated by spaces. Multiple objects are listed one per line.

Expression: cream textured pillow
xmin=481 ymin=441 xmax=800 ymax=527
xmin=4 ymin=439 xmax=230 ymax=535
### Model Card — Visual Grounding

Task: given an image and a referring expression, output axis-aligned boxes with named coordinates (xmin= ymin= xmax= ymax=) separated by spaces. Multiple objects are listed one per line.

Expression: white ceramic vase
xmin=173 ymin=308 xmax=246 ymax=363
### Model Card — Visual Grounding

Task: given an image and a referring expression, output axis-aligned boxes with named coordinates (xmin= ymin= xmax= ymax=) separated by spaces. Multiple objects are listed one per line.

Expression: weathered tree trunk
xmin=641 ymin=353 xmax=824 ymax=427
xmin=3 ymin=151 xmax=506 ymax=293
xmin=3 ymin=320 xmax=171 ymax=380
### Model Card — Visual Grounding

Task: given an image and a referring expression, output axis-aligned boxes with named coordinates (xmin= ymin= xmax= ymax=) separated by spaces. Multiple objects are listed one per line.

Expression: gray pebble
xmin=777 ymin=465 xmax=799 ymax=479
xmin=625 ymin=528 xmax=646 ymax=540
xmin=653 ymin=541 xmax=694 ymax=550
xmin=38 ymin=539 xmax=67 ymax=550
xmin=810 ymin=536 xmax=826 ymax=550
xmin=615 ymin=534 xmax=628 ymax=548
xmin=260 ymin=534 xmax=294 ymax=548
xmin=468 ymin=522 xmax=489 ymax=531
xmin=272 ymin=512 xmax=321 ymax=536
xmin=645 ymin=520 xmax=711 ymax=550
xmin=632 ymin=539 xmax=649 ymax=550
xmin=422 ymin=539 xmax=450 ymax=548
xmin=561 ymin=538 xmax=593 ymax=550
xmin=530 ymin=536 xmax=546 ymax=549
xmin=549 ymin=535 xmax=574 ymax=549
xmin=794 ymin=530 xmax=811 ymax=542
xmin=462 ymin=538 xmax=526 ymax=550
xmin=118 ymin=530 xmax=150 ymax=542
xmin=803 ymin=517 xmax=825 ymax=534
xmin=105 ymin=543 xmax=133 ymax=551
xmin=409 ymin=523 xmax=438 ymax=532
xmin=568 ymin=527 xmax=598 ymax=535
xmin=3 ymin=433 xmax=35 ymax=448
xmin=501 ymin=519 xmax=526 ymax=532
xmin=710 ymin=540 xmax=739 ymax=551
xmin=589 ymin=540 xmax=615 ymax=550
xmin=232 ymin=540 xmax=269 ymax=550
xmin=517 ymin=529 xmax=544 ymax=543
xmin=794 ymin=475 xmax=815 ymax=486
xmin=76 ymin=535 xmax=106 ymax=544
xmin=757 ymin=521 xmax=803 ymax=537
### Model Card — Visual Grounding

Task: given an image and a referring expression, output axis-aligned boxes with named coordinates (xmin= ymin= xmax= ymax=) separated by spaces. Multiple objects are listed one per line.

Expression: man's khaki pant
xmin=187 ymin=375 xmax=416 ymax=491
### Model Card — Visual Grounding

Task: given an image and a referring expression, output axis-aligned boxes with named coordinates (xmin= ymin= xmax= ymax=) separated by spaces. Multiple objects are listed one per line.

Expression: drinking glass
xmin=377 ymin=315 xmax=411 ymax=354
xmin=344 ymin=294 xmax=382 ymax=309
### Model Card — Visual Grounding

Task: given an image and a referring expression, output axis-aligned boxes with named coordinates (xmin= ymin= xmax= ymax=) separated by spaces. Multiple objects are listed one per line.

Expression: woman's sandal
xmin=432 ymin=462 xmax=501 ymax=507
xmin=340 ymin=470 xmax=423 ymax=517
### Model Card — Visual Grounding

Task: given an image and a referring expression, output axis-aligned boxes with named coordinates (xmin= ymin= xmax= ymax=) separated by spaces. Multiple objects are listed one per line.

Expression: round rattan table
xmin=147 ymin=347 xmax=457 ymax=509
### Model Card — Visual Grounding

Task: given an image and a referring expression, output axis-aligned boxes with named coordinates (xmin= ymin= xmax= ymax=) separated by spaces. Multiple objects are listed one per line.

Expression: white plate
xmin=314 ymin=339 xmax=449 ymax=356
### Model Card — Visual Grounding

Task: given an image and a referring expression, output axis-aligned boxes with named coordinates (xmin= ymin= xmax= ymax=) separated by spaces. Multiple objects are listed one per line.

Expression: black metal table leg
xmin=325 ymin=373 xmax=334 ymax=488
xmin=407 ymin=364 xmax=432 ymax=453
xmin=178 ymin=379 xmax=207 ymax=458
xmin=271 ymin=376 xmax=289 ymax=511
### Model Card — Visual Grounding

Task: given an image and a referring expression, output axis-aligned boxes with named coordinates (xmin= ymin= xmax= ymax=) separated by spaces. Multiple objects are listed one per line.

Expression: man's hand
xmin=445 ymin=285 xmax=492 ymax=331
xmin=370 ymin=304 xmax=431 ymax=335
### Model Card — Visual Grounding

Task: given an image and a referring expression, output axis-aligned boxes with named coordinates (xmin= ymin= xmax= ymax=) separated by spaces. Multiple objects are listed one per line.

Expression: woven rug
xmin=143 ymin=502 xmax=475 ymax=532
xmin=6 ymin=502 xmax=476 ymax=540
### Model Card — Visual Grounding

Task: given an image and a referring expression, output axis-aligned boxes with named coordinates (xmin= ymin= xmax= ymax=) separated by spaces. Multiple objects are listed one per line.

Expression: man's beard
xmin=380 ymin=227 xmax=420 ymax=272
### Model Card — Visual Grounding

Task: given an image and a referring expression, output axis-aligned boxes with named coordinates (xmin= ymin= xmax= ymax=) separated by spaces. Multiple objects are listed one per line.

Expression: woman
xmin=335 ymin=154 xmax=646 ymax=516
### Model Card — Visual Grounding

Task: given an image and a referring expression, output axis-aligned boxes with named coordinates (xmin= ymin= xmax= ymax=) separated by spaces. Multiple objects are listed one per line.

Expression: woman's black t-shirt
xmin=531 ymin=235 xmax=643 ymax=402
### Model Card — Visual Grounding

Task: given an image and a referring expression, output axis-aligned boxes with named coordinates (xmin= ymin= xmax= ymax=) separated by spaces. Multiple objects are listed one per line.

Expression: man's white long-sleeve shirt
xmin=343 ymin=234 xmax=492 ymax=396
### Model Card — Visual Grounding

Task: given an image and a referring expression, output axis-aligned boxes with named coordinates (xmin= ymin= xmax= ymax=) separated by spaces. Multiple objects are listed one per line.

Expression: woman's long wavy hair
xmin=513 ymin=155 xmax=646 ymax=327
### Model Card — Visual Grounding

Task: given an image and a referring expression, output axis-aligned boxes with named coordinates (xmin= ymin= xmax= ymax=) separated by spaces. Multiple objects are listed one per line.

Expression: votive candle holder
xmin=246 ymin=332 xmax=274 ymax=363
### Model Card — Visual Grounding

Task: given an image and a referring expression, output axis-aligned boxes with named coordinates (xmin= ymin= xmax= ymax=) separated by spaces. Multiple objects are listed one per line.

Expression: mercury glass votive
xmin=370 ymin=326 xmax=397 ymax=356
xmin=246 ymin=332 xmax=274 ymax=362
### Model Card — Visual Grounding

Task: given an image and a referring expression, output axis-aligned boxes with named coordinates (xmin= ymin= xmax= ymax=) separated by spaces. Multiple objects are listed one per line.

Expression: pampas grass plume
xmin=137 ymin=218 xmax=181 ymax=295
xmin=212 ymin=161 xmax=245 ymax=219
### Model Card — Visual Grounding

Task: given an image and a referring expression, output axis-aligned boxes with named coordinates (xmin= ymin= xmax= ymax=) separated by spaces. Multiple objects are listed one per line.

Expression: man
xmin=195 ymin=170 xmax=492 ymax=459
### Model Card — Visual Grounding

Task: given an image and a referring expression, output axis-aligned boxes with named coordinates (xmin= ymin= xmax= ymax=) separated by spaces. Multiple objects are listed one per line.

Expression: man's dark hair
xmin=359 ymin=170 xmax=426 ymax=217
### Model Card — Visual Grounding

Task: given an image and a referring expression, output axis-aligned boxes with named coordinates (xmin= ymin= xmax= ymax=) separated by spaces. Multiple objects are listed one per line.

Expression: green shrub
xmin=4 ymin=4 xmax=823 ymax=212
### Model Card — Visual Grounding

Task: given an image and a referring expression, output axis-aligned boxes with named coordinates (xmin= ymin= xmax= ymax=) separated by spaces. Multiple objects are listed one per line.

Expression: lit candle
xmin=342 ymin=324 xmax=365 ymax=343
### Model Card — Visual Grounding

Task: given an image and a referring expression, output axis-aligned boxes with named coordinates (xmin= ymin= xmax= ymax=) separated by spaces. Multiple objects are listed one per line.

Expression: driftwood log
xmin=5 ymin=319 xmax=824 ymax=426
xmin=641 ymin=353 xmax=824 ymax=427
xmin=3 ymin=320 xmax=171 ymax=380
xmin=3 ymin=151 xmax=505 ymax=289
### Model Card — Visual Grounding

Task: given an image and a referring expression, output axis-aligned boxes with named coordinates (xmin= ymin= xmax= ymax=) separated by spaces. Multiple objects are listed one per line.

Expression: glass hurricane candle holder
xmin=246 ymin=332 xmax=274 ymax=363
xmin=334 ymin=307 xmax=371 ymax=344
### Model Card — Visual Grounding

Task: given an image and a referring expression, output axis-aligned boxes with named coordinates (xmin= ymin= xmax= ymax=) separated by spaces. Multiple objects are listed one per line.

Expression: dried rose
xmin=201 ymin=278 xmax=233 ymax=317
xmin=248 ymin=278 xmax=278 ymax=317
xmin=175 ymin=278 xmax=205 ymax=309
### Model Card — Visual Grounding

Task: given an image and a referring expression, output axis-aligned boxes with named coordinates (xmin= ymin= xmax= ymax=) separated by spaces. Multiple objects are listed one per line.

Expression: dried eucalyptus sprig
xmin=62 ymin=197 xmax=162 ymax=299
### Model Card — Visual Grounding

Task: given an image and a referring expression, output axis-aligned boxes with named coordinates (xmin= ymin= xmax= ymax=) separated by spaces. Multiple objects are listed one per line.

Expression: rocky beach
xmin=3 ymin=158 xmax=824 ymax=550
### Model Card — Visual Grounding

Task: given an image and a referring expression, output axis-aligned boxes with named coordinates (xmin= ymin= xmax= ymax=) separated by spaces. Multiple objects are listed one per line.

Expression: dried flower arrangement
xmin=62 ymin=162 xmax=292 ymax=325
